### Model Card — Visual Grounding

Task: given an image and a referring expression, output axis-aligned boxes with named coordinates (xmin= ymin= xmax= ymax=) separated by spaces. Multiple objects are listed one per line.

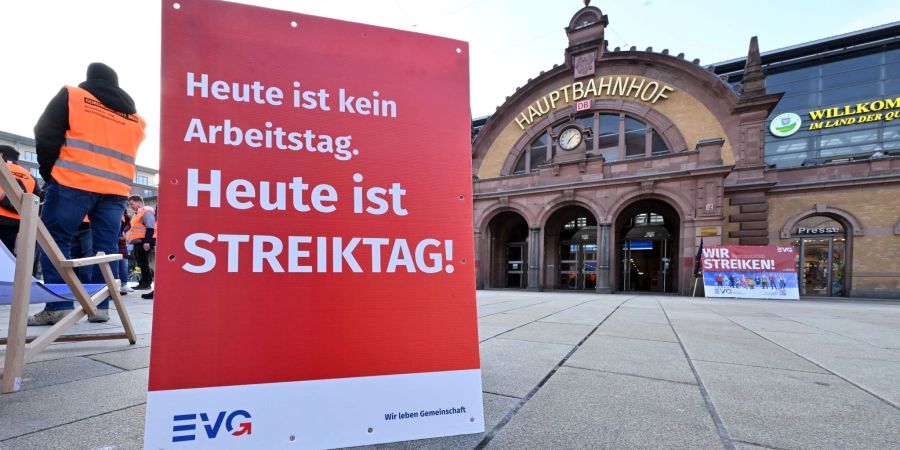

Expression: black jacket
xmin=33 ymin=80 xmax=137 ymax=183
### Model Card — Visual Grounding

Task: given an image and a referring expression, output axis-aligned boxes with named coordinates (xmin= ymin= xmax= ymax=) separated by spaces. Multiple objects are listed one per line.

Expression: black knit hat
xmin=86 ymin=62 xmax=119 ymax=86
xmin=0 ymin=145 xmax=19 ymax=162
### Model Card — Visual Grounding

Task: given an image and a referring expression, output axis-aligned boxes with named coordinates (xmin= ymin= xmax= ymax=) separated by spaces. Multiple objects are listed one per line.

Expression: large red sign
xmin=146 ymin=1 xmax=483 ymax=448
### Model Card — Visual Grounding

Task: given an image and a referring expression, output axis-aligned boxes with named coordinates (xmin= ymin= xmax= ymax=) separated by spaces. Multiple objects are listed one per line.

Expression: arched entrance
xmin=544 ymin=205 xmax=598 ymax=290
xmin=615 ymin=199 xmax=680 ymax=293
xmin=486 ymin=211 xmax=530 ymax=288
xmin=789 ymin=215 xmax=849 ymax=297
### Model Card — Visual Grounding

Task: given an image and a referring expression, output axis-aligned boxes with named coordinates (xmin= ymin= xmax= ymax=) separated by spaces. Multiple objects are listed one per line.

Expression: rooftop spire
xmin=741 ymin=36 xmax=766 ymax=97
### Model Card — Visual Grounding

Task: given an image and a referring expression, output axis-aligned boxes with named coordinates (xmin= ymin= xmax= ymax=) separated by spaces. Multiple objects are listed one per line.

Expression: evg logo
xmin=172 ymin=410 xmax=252 ymax=443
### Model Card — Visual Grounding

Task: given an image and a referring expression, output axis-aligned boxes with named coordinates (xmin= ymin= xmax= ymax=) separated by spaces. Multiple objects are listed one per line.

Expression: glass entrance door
xmin=621 ymin=238 xmax=673 ymax=292
xmin=559 ymin=242 xmax=597 ymax=290
xmin=797 ymin=237 xmax=845 ymax=296
xmin=506 ymin=243 xmax=526 ymax=288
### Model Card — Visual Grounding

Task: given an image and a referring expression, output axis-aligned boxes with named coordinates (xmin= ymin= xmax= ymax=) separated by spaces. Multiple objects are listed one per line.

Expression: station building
xmin=471 ymin=5 xmax=900 ymax=298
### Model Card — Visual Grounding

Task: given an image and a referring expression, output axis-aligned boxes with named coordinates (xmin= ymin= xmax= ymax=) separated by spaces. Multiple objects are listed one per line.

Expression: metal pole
xmin=662 ymin=239 xmax=667 ymax=293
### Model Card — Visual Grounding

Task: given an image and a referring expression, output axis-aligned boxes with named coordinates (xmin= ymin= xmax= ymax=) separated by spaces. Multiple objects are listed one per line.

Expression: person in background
xmin=141 ymin=207 xmax=156 ymax=300
xmin=118 ymin=211 xmax=133 ymax=295
xmin=27 ymin=62 xmax=146 ymax=326
xmin=0 ymin=145 xmax=38 ymax=253
xmin=126 ymin=195 xmax=155 ymax=290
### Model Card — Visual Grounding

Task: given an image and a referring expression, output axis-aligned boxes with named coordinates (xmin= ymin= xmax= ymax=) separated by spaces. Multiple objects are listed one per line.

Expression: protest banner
xmin=145 ymin=1 xmax=483 ymax=448
xmin=701 ymin=245 xmax=800 ymax=300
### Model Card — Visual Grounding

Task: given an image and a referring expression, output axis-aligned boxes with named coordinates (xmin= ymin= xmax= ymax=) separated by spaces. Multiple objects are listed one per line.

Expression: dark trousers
xmin=70 ymin=225 xmax=96 ymax=284
xmin=0 ymin=223 xmax=17 ymax=253
xmin=134 ymin=244 xmax=153 ymax=285
xmin=40 ymin=182 xmax=125 ymax=312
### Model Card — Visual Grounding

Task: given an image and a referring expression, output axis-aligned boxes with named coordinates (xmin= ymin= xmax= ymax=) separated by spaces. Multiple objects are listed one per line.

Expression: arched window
xmin=512 ymin=112 xmax=670 ymax=174
xmin=514 ymin=132 xmax=549 ymax=175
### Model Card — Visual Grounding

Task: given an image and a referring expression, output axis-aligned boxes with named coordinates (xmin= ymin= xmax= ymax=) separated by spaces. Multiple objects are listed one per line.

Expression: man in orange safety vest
xmin=28 ymin=63 xmax=146 ymax=326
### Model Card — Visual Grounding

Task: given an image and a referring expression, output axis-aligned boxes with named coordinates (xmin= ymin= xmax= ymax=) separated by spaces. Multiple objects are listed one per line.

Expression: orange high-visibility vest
xmin=0 ymin=161 xmax=37 ymax=221
xmin=51 ymin=86 xmax=145 ymax=196
xmin=126 ymin=206 xmax=154 ymax=242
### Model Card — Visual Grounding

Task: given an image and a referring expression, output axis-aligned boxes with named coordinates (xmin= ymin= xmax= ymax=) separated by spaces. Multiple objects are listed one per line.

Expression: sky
xmin=2 ymin=0 xmax=898 ymax=169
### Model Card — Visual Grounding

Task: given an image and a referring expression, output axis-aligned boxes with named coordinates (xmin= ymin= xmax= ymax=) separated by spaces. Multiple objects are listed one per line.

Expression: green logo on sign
xmin=769 ymin=113 xmax=802 ymax=137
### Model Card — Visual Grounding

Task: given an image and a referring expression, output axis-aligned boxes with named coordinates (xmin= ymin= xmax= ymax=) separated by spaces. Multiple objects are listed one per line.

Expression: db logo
xmin=172 ymin=410 xmax=252 ymax=443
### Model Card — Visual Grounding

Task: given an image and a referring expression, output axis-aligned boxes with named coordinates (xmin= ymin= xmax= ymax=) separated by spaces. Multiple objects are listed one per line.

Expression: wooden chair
xmin=0 ymin=162 xmax=136 ymax=393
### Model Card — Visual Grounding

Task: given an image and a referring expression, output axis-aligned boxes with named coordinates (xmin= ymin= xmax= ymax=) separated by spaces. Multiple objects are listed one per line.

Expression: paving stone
xmin=0 ymin=368 xmax=148 ymax=440
xmin=9 ymin=356 xmax=122 ymax=392
xmin=0 ymin=404 xmax=146 ymax=450
xmin=672 ymin=324 xmax=826 ymax=374
xmin=1 ymin=334 xmax=151 ymax=364
xmin=499 ymin=303 xmax=587 ymax=321
xmin=480 ymin=338 xmax=572 ymax=398
xmin=775 ymin=313 xmax=900 ymax=348
xmin=498 ymin=322 xmax=594 ymax=345
xmin=88 ymin=347 xmax=151 ymax=371
xmin=539 ymin=303 xmax=620 ymax=326
xmin=477 ymin=313 xmax=537 ymax=328
xmin=565 ymin=334 xmax=696 ymax=385
xmin=710 ymin=312 xmax=830 ymax=335
xmin=695 ymin=361 xmax=900 ymax=449
xmin=594 ymin=320 xmax=677 ymax=342
xmin=478 ymin=324 xmax=512 ymax=341
xmin=349 ymin=393 xmax=518 ymax=450
xmin=485 ymin=367 xmax=720 ymax=450
xmin=755 ymin=330 xmax=900 ymax=406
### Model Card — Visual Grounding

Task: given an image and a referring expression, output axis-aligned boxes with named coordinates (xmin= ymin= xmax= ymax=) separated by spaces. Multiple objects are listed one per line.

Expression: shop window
xmin=791 ymin=216 xmax=846 ymax=297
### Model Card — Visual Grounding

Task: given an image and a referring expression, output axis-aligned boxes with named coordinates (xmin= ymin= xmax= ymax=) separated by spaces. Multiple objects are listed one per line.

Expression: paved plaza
xmin=1 ymin=292 xmax=899 ymax=449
